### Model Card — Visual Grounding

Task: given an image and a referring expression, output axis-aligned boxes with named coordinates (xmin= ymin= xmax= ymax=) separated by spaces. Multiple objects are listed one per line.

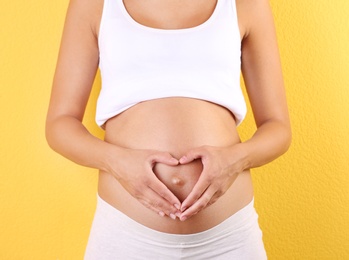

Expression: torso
xmin=97 ymin=0 xmax=253 ymax=234
xmin=99 ymin=99 xmax=254 ymax=234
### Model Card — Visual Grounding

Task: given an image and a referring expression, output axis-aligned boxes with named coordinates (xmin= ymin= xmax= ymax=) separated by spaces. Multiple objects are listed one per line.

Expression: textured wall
xmin=1 ymin=0 xmax=348 ymax=259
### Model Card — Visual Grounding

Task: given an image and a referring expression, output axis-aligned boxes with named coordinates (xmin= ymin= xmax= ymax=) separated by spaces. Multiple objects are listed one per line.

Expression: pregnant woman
xmin=46 ymin=0 xmax=291 ymax=258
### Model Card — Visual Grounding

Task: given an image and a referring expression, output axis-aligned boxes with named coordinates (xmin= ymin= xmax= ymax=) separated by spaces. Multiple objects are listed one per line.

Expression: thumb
xmin=179 ymin=147 xmax=203 ymax=164
xmin=149 ymin=152 xmax=179 ymax=166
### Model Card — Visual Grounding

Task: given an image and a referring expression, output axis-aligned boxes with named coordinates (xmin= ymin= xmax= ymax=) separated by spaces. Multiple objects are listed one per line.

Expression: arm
xmin=239 ymin=0 xmax=291 ymax=166
xmin=178 ymin=0 xmax=291 ymax=221
xmin=46 ymin=0 xmax=181 ymax=217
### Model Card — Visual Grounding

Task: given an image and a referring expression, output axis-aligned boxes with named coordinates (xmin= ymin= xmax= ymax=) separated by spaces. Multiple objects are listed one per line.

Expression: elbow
xmin=272 ymin=116 xmax=293 ymax=155
xmin=45 ymin=118 xmax=55 ymax=151
xmin=45 ymin=115 xmax=62 ymax=153
xmin=281 ymin=121 xmax=292 ymax=155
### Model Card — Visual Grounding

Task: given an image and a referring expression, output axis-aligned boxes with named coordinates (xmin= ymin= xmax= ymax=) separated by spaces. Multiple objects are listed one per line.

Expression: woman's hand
xmin=106 ymin=146 xmax=182 ymax=219
xmin=178 ymin=144 xmax=250 ymax=221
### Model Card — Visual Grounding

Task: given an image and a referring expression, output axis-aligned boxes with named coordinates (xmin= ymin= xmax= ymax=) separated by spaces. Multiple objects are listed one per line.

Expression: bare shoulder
xmin=235 ymin=0 xmax=274 ymax=39
xmin=66 ymin=0 xmax=104 ymax=37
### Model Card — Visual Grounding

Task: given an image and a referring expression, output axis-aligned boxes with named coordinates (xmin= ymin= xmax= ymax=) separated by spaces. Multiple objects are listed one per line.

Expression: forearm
xmin=45 ymin=116 xmax=118 ymax=172
xmin=240 ymin=120 xmax=292 ymax=170
xmin=177 ymin=119 xmax=291 ymax=219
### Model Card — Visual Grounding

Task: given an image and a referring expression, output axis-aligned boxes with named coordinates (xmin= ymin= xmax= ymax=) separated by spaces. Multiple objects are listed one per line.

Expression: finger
xmin=138 ymin=196 xmax=166 ymax=217
xmin=179 ymin=147 xmax=205 ymax=164
xmin=149 ymin=152 xmax=179 ymax=166
xmin=146 ymin=171 xmax=182 ymax=211
xmin=179 ymin=186 xmax=218 ymax=221
xmin=139 ymin=187 xmax=179 ymax=218
xmin=126 ymin=178 xmax=179 ymax=217
xmin=180 ymin=171 xmax=211 ymax=211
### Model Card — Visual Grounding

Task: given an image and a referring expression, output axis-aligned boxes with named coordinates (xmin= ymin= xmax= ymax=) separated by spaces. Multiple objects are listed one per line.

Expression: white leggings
xmin=84 ymin=195 xmax=267 ymax=260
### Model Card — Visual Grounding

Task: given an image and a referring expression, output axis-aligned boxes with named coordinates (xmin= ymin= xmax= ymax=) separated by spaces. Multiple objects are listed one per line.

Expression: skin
xmin=46 ymin=0 xmax=291 ymax=233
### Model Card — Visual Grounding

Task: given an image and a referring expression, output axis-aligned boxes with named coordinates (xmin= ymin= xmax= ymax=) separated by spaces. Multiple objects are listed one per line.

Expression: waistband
xmin=95 ymin=194 xmax=258 ymax=247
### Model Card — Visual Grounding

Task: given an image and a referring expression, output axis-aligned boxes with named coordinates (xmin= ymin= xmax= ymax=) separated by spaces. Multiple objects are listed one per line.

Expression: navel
xmin=171 ymin=176 xmax=184 ymax=186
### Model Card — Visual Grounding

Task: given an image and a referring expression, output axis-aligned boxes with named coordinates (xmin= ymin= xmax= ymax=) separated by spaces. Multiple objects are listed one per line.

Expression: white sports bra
xmin=96 ymin=0 xmax=246 ymax=127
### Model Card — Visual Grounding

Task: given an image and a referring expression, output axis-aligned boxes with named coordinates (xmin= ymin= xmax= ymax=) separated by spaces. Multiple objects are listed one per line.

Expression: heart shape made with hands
xmin=153 ymin=159 xmax=203 ymax=203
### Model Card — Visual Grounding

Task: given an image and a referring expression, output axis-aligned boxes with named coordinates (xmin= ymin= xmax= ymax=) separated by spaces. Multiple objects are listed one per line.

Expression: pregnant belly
xmin=99 ymin=98 xmax=253 ymax=232
xmin=103 ymin=98 xmax=239 ymax=203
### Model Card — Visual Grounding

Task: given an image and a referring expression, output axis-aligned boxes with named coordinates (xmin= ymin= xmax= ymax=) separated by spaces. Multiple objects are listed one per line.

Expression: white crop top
xmin=96 ymin=0 xmax=246 ymax=127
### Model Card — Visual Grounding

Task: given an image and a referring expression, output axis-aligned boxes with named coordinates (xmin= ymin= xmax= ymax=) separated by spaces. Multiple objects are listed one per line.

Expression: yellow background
xmin=1 ymin=0 xmax=348 ymax=259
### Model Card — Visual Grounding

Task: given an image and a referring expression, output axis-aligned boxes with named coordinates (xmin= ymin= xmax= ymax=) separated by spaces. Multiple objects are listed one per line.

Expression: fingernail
xmin=170 ymin=214 xmax=176 ymax=220
xmin=181 ymin=207 xmax=187 ymax=212
xmin=174 ymin=204 xmax=180 ymax=210
xmin=171 ymin=158 xmax=179 ymax=164
xmin=180 ymin=216 xmax=187 ymax=221
xmin=158 ymin=211 xmax=165 ymax=217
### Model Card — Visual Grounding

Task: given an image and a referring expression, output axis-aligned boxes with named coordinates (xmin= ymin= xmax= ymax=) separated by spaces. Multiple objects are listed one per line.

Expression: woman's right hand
xmin=106 ymin=146 xmax=182 ymax=219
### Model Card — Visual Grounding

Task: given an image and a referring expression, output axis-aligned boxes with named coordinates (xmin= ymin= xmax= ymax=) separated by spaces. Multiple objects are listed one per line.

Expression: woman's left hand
xmin=178 ymin=144 xmax=249 ymax=221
